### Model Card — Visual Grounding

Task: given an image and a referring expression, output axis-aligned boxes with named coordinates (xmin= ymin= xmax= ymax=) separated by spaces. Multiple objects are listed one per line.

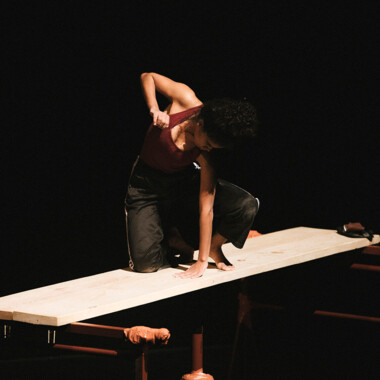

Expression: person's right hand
xmin=150 ymin=108 xmax=170 ymax=128
xmin=174 ymin=260 xmax=208 ymax=279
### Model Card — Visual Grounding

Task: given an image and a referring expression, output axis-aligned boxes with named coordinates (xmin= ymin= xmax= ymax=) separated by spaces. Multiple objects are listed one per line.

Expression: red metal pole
xmin=350 ymin=263 xmax=380 ymax=272
xmin=66 ymin=322 xmax=126 ymax=338
xmin=362 ymin=246 xmax=380 ymax=256
xmin=314 ymin=310 xmax=380 ymax=323
xmin=192 ymin=328 xmax=203 ymax=373
xmin=53 ymin=344 xmax=120 ymax=356
xmin=135 ymin=345 xmax=148 ymax=380
xmin=181 ymin=326 xmax=214 ymax=380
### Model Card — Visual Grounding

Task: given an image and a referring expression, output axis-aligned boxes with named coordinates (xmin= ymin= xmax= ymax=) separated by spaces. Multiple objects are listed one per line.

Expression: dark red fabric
xmin=140 ymin=106 xmax=203 ymax=173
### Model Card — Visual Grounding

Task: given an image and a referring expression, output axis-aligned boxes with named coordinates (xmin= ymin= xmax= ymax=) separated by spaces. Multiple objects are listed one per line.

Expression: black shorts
xmin=125 ymin=156 xmax=259 ymax=272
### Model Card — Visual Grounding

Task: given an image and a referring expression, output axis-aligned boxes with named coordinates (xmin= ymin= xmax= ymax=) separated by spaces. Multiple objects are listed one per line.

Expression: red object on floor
xmin=247 ymin=230 xmax=262 ymax=238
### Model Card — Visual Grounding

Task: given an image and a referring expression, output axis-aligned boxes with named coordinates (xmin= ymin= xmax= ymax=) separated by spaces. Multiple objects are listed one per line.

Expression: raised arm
xmin=175 ymin=152 xmax=216 ymax=279
xmin=140 ymin=72 xmax=202 ymax=128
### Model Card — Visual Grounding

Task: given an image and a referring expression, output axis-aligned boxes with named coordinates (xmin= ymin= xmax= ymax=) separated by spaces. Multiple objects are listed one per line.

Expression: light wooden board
xmin=0 ymin=227 xmax=378 ymax=326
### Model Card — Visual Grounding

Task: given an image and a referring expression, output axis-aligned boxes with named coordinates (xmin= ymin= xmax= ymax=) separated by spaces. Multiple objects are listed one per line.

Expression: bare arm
xmin=197 ymin=153 xmax=216 ymax=262
xmin=175 ymin=152 xmax=216 ymax=279
xmin=140 ymin=72 xmax=202 ymax=128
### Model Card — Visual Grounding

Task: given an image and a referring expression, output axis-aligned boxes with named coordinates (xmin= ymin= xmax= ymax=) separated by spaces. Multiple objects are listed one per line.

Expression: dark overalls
xmin=125 ymin=156 xmax=259 ymax=273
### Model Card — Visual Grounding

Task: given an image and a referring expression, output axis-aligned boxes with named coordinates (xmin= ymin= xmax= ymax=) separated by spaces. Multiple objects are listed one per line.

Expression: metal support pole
xmin=2 ymin=323 xmax=12 ymax=341
xmin=135 ymin=344 xmax=148 ymax=380
xmin=53 ymin=344 xmax=120 ymax=356
xmin=313 ymin=310 xmax=380 ymax=323
xmin=65 ymin=322 xmax=126 ymax=338
xmin=362 ymin=245 xmax=380 ymax=256
xmin=181 ymin=326 xmax=213 ymax=380
xmin=47 ymin=328 xmax=56 ymax=344
xmin=350 ymin=263 xmax=380 ymax=272
xmin=192 ymin=327 xmax=203 ymax=373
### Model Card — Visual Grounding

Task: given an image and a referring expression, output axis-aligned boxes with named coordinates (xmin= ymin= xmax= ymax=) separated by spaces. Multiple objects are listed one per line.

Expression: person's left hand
xmin=174 ymin=260 xmax=208 ymax=279
xmin=150 ymin=108 xmax=170 ymax=128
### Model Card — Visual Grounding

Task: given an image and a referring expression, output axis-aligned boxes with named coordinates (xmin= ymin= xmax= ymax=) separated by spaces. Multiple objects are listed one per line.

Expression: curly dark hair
xmin=198 ymin=98 xmax=258 ymax=148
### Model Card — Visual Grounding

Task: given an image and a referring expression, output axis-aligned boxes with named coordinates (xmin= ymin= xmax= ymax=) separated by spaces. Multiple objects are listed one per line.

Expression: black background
xmin=2 ymin=2 xmax=379 ymax=296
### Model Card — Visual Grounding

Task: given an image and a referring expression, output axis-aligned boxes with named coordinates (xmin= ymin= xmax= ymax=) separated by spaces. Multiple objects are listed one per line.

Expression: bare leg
xmin=167 ymin=227 xmax=194 ymax=263
xmin=209 ymin=232 xmax=235 ymax=271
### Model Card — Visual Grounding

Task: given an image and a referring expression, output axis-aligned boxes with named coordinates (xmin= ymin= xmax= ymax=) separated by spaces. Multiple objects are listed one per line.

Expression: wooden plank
xmin=0 ymin=227 xmax=378 ymax=326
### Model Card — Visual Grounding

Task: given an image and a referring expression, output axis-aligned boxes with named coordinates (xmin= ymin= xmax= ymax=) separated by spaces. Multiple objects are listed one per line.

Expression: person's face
xmin=194 ymin=121 xmax=223 ymax=152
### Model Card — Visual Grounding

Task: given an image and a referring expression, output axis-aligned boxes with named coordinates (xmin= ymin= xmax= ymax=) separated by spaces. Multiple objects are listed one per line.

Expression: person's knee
xmin=241 ymin=195 xmax=260 ymax=224
xmin=129 ymin=247 xmax=164 ymax=273
xmin=132 ymin=260 xmax=161 ymax=273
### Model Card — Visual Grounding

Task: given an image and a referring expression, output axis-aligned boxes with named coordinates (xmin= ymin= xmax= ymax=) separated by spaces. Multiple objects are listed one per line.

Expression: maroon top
xmin=140 ymin=105 xmax=203 ymax=173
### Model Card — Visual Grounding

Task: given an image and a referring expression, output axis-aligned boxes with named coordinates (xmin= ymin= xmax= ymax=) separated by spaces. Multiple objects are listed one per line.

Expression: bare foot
xmin=209 ymin=246 xmax=235 ymax=271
